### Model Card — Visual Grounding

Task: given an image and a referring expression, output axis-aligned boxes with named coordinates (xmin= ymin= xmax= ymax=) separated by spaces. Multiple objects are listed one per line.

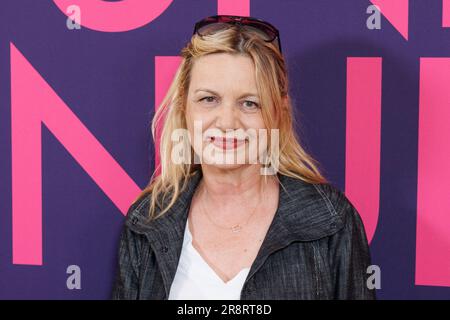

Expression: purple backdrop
xmin=0 ymin=0 xmax=449 ymax=299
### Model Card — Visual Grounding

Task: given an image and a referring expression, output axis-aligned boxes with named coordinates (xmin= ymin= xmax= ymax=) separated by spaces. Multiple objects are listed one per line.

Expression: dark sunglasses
xmin=193 ymin=15 xmax=282 ymax=54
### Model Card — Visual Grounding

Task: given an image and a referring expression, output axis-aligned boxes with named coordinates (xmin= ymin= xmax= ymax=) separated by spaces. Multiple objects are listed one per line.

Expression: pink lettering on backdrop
xmin=345 ymin=57 xmax=382 ymax=243
xmin=443 ymin=0 xmax=450 ymax=27
xmin=218 ymin=0 xmax=250 ymax=16
xmin=10 ymin=43 xmax=141 ymax=265
xmin=416 ymin=58 xmax=450 ymax=287
xmin=154 ymin=57 xmax=182 ymax=177
xmin=369 ymin=0 xmax=409 ymax=40
xmin=52 ymin=0 xmax=173 ymax=32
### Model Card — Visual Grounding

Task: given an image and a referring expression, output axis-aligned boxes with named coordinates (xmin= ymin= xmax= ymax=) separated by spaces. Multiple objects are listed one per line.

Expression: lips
xmin=208 ymin=136 xmax=247 ymax=150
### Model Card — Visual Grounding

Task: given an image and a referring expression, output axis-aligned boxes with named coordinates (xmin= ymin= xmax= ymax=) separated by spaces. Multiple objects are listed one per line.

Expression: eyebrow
xmin=194 ymin=88 xmax=259 ymax=99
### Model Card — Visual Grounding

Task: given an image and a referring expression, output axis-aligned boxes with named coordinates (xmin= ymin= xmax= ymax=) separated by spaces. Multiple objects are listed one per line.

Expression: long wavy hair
xmin=136 ymin=24 xmax=328 ymax=220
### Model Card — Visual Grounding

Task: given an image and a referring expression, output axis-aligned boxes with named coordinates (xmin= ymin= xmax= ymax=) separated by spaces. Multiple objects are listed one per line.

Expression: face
xmin=185 ymin=53 xmax=269 ymax=170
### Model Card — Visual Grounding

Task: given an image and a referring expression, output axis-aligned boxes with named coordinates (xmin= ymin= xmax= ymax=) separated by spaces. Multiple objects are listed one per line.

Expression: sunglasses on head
xmin=193 ymin=15 xmax=282 ymax=54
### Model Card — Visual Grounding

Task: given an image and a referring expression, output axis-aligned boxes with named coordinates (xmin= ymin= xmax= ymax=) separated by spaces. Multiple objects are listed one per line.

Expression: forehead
xmin=189 ymin=53 xmax=258 ymax=94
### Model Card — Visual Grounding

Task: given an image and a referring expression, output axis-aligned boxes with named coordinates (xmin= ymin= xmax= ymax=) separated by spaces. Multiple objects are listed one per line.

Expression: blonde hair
xmin=136 ymin=24 xmax=328 ymax=220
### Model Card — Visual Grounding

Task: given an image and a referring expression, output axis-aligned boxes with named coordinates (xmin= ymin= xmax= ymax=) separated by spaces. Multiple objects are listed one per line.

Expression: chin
xmin=204 ymin=162 xmax=248 ymax=171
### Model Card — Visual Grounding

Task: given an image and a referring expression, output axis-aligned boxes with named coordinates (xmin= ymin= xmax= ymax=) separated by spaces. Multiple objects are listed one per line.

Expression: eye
xmin=242 ymin=100 xmax=260 ymax=110
xmin=199 ymin=96 xmax=217 ymax=104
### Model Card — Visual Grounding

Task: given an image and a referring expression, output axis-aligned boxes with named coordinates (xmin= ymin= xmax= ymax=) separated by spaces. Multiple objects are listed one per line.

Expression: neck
xmin=198 ymin=164 xmax=276 ymax=214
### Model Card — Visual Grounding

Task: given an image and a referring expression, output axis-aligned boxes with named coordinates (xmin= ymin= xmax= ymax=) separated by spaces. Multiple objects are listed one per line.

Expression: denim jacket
xmin=111 ymin=170 xmax=376 ymax=300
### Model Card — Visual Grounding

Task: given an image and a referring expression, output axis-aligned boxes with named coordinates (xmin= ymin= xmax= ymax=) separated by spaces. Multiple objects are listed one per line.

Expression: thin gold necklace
xmin=199 ymin=182 xmax=266 ymax=233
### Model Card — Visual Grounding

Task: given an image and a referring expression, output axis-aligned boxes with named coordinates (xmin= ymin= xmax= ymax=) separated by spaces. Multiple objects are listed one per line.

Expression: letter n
xmin=10 ymin=43 xmax=141 ymax=265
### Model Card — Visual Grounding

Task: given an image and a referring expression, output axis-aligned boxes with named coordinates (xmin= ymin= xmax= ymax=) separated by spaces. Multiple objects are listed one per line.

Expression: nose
xmin=215 ymin=101 xmax=239 ymax=131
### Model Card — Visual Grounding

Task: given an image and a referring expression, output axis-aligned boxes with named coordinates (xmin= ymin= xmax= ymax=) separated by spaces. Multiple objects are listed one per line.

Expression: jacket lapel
xmin=127 ymin=171 xmax=202 ymax=297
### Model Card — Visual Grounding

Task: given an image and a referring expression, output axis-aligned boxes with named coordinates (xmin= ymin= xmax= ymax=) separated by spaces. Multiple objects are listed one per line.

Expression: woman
xmin=112 ymin=15 xmax=376 ymax=300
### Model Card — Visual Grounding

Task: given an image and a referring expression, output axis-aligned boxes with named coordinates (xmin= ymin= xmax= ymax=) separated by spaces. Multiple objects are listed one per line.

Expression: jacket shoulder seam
xmin=128 ymin=193 xmax=151 ymax=217
xmin=312 ymin=183 xmax=339 ymax=217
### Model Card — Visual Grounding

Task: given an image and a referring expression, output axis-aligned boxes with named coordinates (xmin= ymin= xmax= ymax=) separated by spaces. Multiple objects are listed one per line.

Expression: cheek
xmin=244 ymin=113 xmax=266 ymax=130
xmin=185 ymin=103 xmax=202 ymax=125
xmin=187 ymin=105 xmax=215 ymax=129
xmin=185 ymin=104 xmax=209 ymax=139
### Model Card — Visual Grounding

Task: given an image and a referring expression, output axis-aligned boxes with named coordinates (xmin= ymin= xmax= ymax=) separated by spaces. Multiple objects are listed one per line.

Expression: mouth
xmin=207 ymin=136 xmax=247 ymax=150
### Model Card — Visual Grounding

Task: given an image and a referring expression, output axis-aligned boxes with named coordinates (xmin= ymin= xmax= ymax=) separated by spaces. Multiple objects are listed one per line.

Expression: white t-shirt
xmin=168 ymin=219 xmax=250 ymax=300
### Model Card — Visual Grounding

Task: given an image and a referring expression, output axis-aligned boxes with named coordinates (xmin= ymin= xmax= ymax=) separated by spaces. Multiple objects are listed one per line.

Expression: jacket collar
xmin=126 ymin=170 xmax=343 ymax=296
